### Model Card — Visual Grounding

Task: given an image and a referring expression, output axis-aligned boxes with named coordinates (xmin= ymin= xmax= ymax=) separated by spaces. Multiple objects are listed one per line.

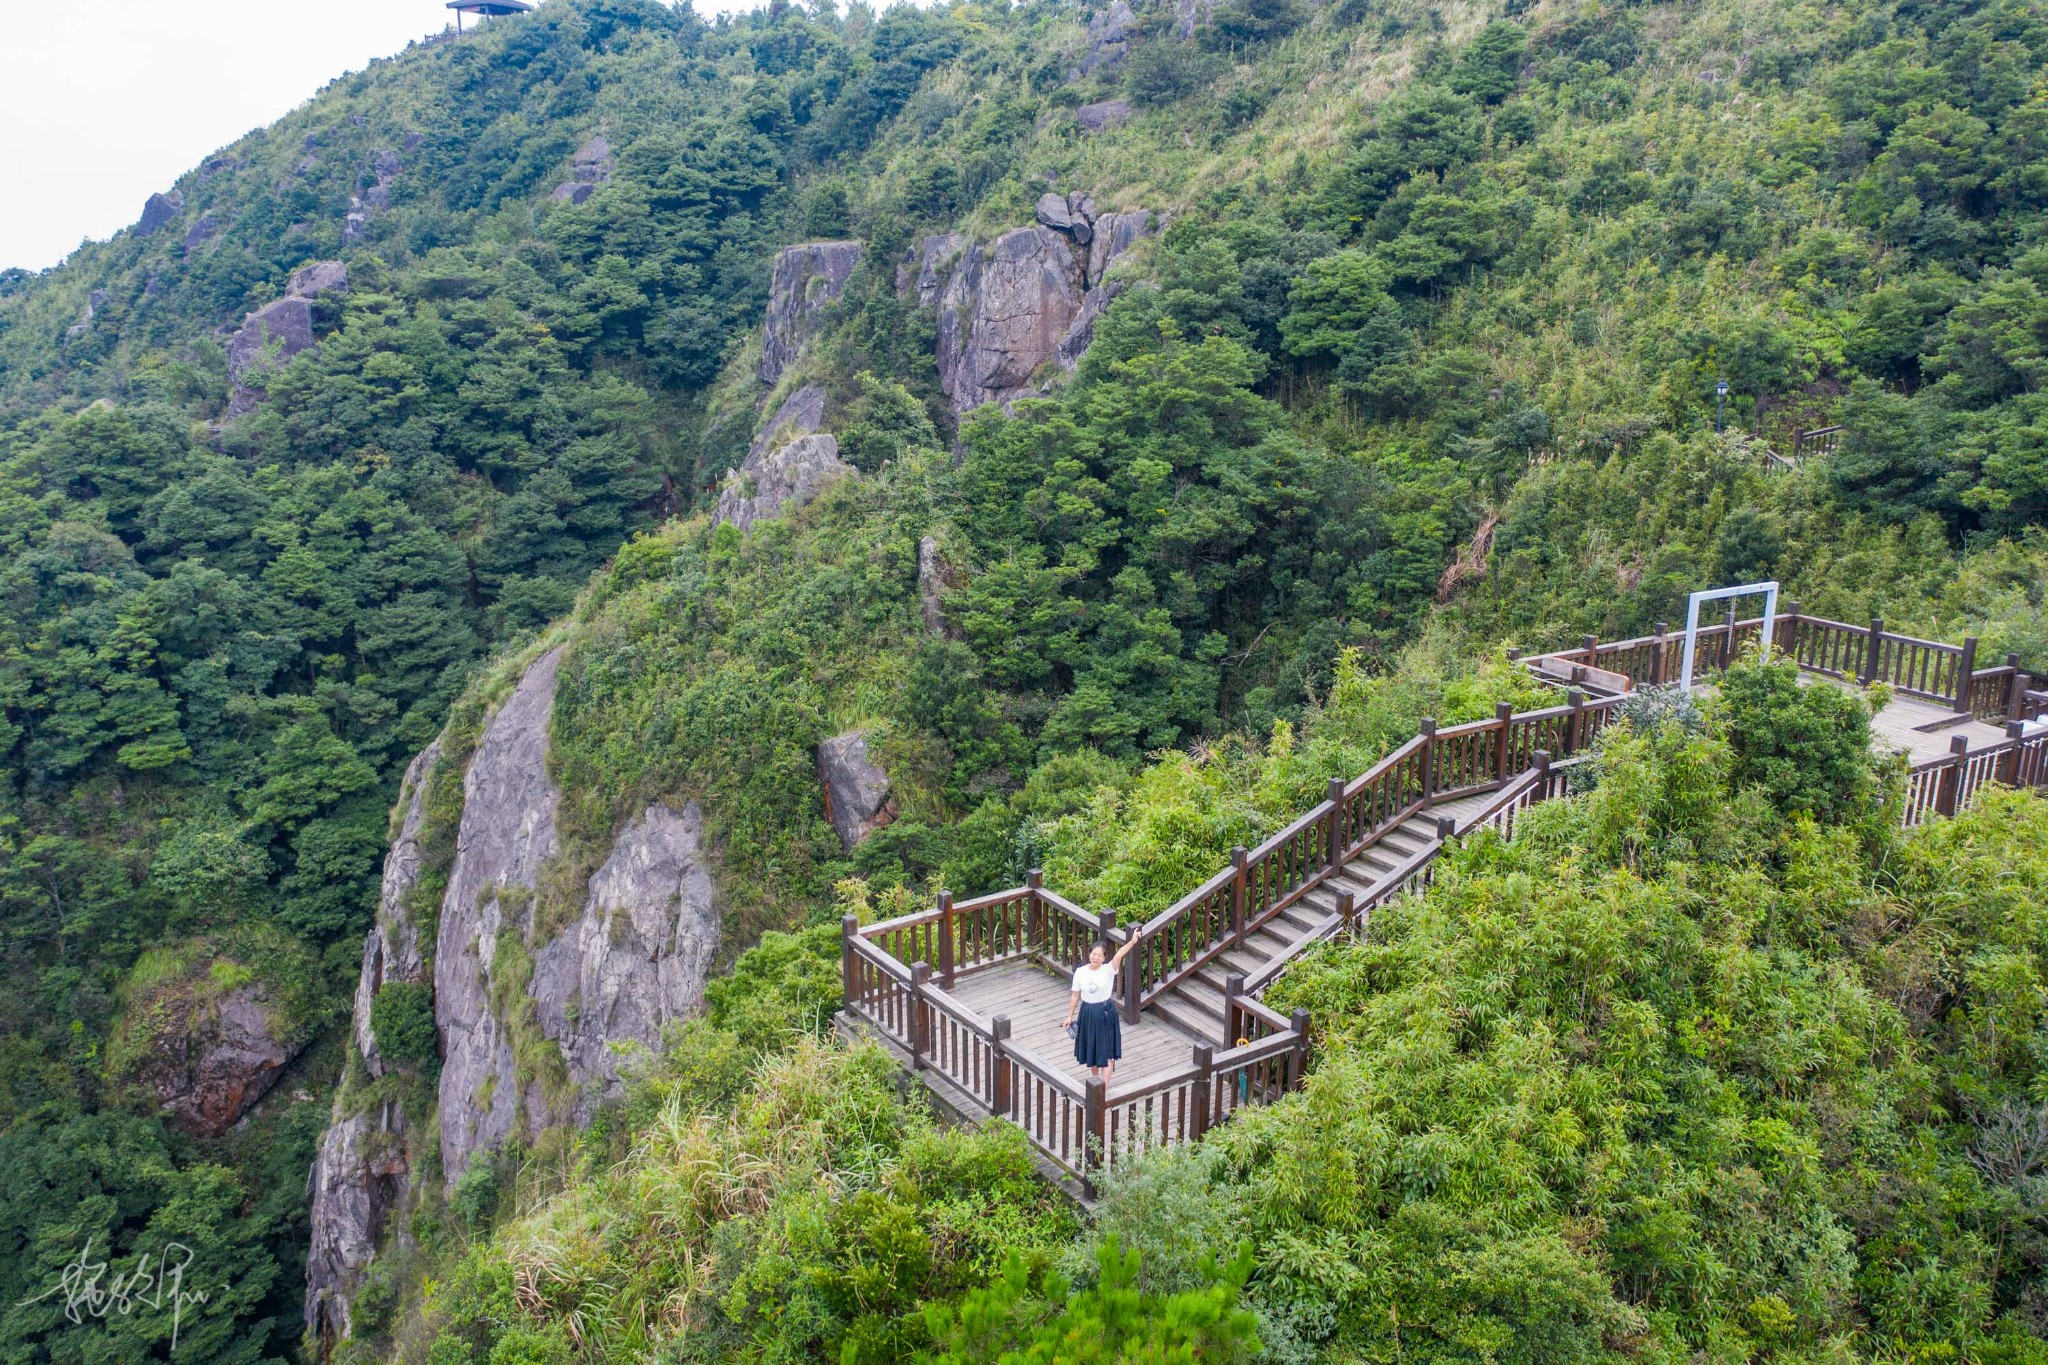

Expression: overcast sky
xmin=0 ymin=0 xmax=754 ymax=274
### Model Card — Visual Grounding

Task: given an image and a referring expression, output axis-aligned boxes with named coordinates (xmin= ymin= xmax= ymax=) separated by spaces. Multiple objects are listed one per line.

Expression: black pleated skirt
xmin=1074 ymin=999 xmax=1123 ymax=1067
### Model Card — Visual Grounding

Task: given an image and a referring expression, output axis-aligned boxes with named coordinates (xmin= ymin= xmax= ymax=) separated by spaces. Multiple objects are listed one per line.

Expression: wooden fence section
xmin=1521 ymin=609 xmax=2034 ymax=718
xmin=845 ymin=607 xmax=2045 ymax=1193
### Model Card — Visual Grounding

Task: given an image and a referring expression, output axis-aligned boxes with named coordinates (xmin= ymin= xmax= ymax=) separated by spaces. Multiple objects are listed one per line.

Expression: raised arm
xmin=1111 ymin=929 xmax=1141 ymax=967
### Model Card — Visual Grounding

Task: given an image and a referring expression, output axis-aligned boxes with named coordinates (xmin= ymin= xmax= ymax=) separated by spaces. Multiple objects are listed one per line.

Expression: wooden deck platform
xmin=948 ymin=961 xmax=1206 ymax=1094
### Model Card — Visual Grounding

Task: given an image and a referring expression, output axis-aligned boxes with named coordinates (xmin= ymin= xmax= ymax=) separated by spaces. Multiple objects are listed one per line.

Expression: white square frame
xmin=1678 ymin=581 xmax=1779 ymax=693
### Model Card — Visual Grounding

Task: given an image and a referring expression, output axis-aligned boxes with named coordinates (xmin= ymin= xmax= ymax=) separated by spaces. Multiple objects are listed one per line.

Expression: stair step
xmin=1165 ymin=986 xmax=1224 ymax=1026
xmin=1151 ymin=996 xmax=1223 ymax=1044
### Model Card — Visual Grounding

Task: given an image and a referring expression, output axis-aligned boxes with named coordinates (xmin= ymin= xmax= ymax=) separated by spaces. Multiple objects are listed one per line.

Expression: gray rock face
xmin=1175 ymin=0 xmax=1221 ymax=37
xmin=1074 ymin=99 xmax=1134 ymax=133
xmin=749 ymin=385 xmax=827 ymax=461
xmin=716 ymin=433 xmax=855 ymax=532
xmin=1056 ymin=281 xmax=1122 ymax=372
xmin=224 ymin=263 xmax=350 ymax=414
xmin=548 ymin=135 xmax=614 ymax=203
xmin=1086 ymin=210 xmax=1153 ymax=288
xmin=918 ymin=536 xmax=962 ymax=640
xmin=1078 ymin=1 xmax=1136 ymax=74
xmin=900 ymin=233 xmax=967 ymax=307
xmin=130 ymin=985 xmax=298 ymax=1139
xmin=182 ymin=215 xmax=221 ymax=255
xmin=288 ymin=260 xmax=350 ymax=298
xmin=936 ymin=226 xmax=1087 ymax=413
xmin=435 ymin=647 xmax=564 ymax=1188
xmin=137 ymin=191 xmax=184 ymax=236
xmin=346 ymin=152 xmax=404 ymax=242
xmin=1035 ymin=193 xmax=1080 ymax=235
xmin=531 ymin=803 xmax=720 ymax=1119
xmin=304 ymin=1095 xmax=411 ymax=1344
xmin=760 ymin=241 xmax=863 ymax=385
xmin=353 ymin=742 xmax=438 ymax=1078
xmin=225 ymin=297 xmax=315 ymax=416
xmin=818 ymin=732 xmax=897 ymax=850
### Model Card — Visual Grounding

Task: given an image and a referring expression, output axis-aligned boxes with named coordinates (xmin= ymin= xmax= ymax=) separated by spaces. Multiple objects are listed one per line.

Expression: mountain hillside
xmin=0 ymin=0 xmax=2045 ymax=1360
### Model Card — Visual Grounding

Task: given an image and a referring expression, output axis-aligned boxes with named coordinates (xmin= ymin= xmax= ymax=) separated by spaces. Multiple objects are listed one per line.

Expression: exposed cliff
xmin=760 ymin=240 xmax=862 ymax=385
xmin=918 ymin=196 xmax=1152 ymax=414
xmin=307 ymin=646 xmax=724 ymax=1345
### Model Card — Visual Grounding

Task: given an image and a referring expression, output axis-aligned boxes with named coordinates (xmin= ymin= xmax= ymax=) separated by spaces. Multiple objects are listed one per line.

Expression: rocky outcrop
xmin=310 ymin=646 xmax=733 ymax=1341
xmin=137 ymin=190 xmax=184 ymax=236
xmin=760 ymin=241 xmax=862 ymax=385
xmin=304 ymin=1095 xmax=411 ymax=1344
xmin=124 ymin=983 xmax=301 ymax=1140
xmin=548 ymin=135 xmax=615 ymax=205
xmin=818 ymin=731 xmax=897 ymax=850
xmin=936 ymin=227 xmax=1086 ymax=412
xmin=918 ymin=536 xmax=963 ymax=640
xmin=289 ymin=260 xmax=350 ymax=298
xmin=1074 ymin=99 xmax=1134 ymax=133
xmin=64 ymin=289 xmax=107 ymax=343
xmin=182 ymin=214 xmax=222 ymax=255
xmin=435 ymin=647 xmax=565 ymax=1187
xmin=530 ymin=803 xmax=720 ymax=1118
xmin=346 ymin=151 xmax=403 ymax=243
xmin=353 ymin=742 xmax=438 ymax=1078
xmin=225 ymin=299 xmax=314 ymax=415
xmin=899 ymin=233 xmax=966 ymax=308
xmin=1086 ymin=210 xmax=1153 ymax=288
xmin=716 ymin=433 xmax=854 ymax=532
xmin=918 ymin=199 xmax=1153 ymax=413
xmin=1077 ymin=1 xmax=1136 ymax=74
xmin=749 ymin=384 xmax=826 ymax=461
xmin=225 ymin=262 xmax=349 ymax=416
xmin=1175 ymin=0 xmax=1222 ymax=37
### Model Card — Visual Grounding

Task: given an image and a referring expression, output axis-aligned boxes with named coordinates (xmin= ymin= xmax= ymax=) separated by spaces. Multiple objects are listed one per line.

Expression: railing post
xmin=1863 ymin=617 xmax=1884 ymax=685
xmin=1419 ymin=718 xmax=1438 ymax=800
xmin=1098 ymin=907 xmax=1116 ymax=964
xmin=1436 ymin=815 xmax=1457 ymax=842
xmin=1534 ymin=748 xmax=1552 ymax=799
xmin=1956 ymin=636 xmax=1978 ymax=714
xmin=1026 ymin=868 xmax=1044 ymax=950
xmin=1582 ymin=633 xmax=1598 ymax=664
xmin=2000 ymin=721 xmax=2024 ymax=787
xmin=1189 ymin=1043 xmax=1214 ymax=1141
xmin=936 ymin=890 xmax=956 ymax=990
xmin=1224 ymin=971 xmax=1246 ymax=1049
xmin=1493 ymin=701 xmax=1513 ymax=781
xmin=1565 ymin=689 xmax=1585 ymax=755
xmin=991 ymin=1015 xmax=1012 ymax=1115
xmin=1779 ymin=602 xmax=1800 ymax=658
xmin=1082 ymin=1077 xmax=1106 ymax=1195
xmin=1230 ymin=846 xmax=1249 ymax=943
xmin=1288 ymin=1008 xmax=1312 ymax=1091
xmin=1651 ymin=621 xmax=1669 ymax=685
xmin=1937 ymin=736 xmax=1966 ymax=817
xmin=1325 ymin=776 xmax=1346 ymax=867
xmin=1334 ymin=887 xmax=1355 ymax=935
xmin=1121 ymin=930 xmax=1141 ymax=1025
xmin=841 ymin=914 xmax=859 ymax=1010
xmin=2006 ymin=655 xmax=2026 ymax=724
xmin=909 ymin=962 xmax=931 ymax=1070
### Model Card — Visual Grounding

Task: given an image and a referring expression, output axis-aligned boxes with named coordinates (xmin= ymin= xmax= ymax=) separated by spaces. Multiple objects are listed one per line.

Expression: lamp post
xmin=1715 ymin=379 xmax=1729 ymax=434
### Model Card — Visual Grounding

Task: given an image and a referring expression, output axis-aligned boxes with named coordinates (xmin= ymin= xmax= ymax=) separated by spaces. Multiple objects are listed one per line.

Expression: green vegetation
xmin=0 ymin=0 xmax=2045 ymax=1358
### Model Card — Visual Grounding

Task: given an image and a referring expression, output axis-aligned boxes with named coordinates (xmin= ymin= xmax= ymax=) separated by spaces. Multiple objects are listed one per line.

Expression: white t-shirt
xmin=1072 ymin=962 xmax=1115 ymax=1004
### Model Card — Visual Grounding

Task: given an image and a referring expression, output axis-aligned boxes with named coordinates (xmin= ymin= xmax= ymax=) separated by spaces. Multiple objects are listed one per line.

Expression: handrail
xmin=845 ymin=609 xmax=2042 ymax=1188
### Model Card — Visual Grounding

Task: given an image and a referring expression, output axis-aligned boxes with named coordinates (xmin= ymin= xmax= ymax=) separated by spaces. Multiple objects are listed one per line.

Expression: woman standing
xmin=1063 ymin=931 xmax=1141 ymax=1085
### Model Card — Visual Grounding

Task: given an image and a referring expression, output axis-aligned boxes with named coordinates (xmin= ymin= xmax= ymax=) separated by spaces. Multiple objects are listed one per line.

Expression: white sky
xmin=0 ymin=0 xmax=753 ymax=273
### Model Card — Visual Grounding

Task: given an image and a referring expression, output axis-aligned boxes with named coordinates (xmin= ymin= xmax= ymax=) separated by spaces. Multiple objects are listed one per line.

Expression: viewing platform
xmin=840 ymin=609 xmax=2047 ymax=1196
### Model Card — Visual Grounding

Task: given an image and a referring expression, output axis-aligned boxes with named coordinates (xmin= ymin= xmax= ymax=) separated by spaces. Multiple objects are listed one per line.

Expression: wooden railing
xmin=1794 ymin=424 xmax=1845 ymax=460
xmin=844 ymin=607 xmax=2042 ymax=1191
xmin=1522 ymin=608 xmax=2016 ymax=716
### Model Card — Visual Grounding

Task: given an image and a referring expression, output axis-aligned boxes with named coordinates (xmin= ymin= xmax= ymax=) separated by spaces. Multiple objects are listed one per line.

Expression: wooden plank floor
xmin=945 ymin=960 xmax=1208 ymax=1091
xmin=1803 ymin=676 xmax=2009 ymax=763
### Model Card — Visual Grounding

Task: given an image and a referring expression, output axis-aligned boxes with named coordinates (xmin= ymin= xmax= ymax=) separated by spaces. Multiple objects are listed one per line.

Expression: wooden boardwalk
xmin=841 ymin=610 xmax=2047 ymax=1194
xmin=949 ymin=961 xmax=1203 ymax=1088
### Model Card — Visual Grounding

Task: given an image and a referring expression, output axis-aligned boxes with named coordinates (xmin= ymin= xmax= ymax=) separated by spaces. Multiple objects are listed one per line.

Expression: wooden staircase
xmin=1149 ymin=807 xmax=1453 ymax=1046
